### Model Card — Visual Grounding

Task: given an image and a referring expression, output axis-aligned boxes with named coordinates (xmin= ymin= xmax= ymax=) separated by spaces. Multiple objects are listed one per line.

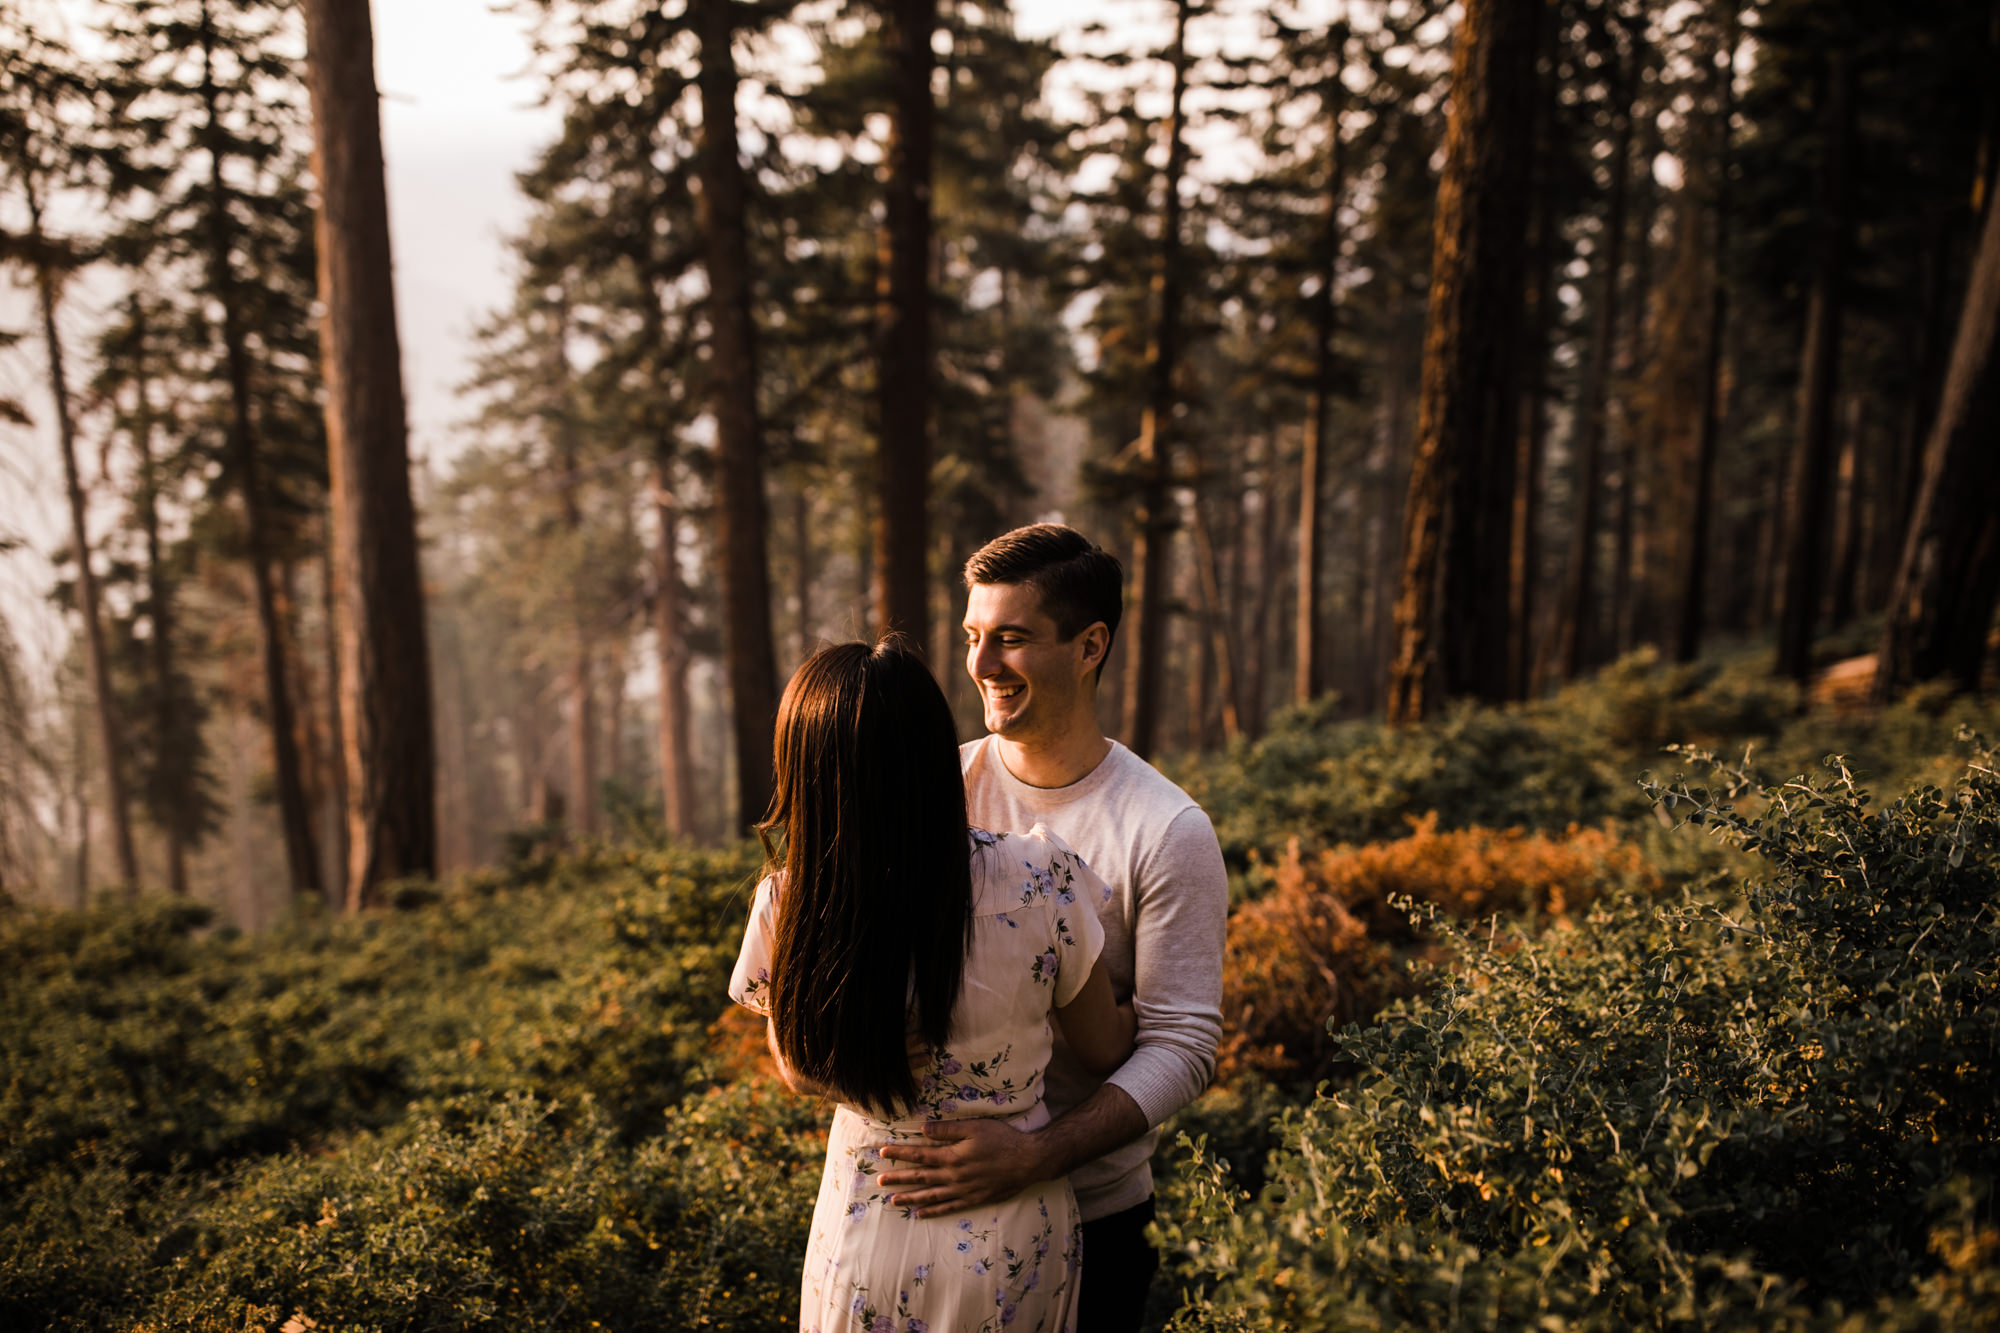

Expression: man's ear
xmin=1076 ymin=622 xmax=1109 ymax=676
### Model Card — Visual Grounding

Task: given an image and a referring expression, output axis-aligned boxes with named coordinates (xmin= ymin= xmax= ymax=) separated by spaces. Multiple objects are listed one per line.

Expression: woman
xmin=729 ymin=638 xmax=1133 ymax=1333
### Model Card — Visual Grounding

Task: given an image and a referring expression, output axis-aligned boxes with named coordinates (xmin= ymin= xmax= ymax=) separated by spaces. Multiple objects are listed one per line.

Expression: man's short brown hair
xmin=963 ymin=525 xmax=1123 ymax=660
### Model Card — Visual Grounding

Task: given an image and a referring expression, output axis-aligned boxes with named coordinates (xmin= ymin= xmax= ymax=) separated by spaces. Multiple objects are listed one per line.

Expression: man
xmin=877 ymin=523 xmax=1228 ymax=1330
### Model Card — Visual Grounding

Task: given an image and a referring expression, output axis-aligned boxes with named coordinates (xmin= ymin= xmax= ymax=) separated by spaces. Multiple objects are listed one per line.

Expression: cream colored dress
xmin=729 ymin=825 xmax=1110 ymax=1333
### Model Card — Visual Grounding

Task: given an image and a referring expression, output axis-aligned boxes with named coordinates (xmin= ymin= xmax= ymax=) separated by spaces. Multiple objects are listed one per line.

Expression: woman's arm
xmin=1053 ymin=958 xmax=1136 ymax=1077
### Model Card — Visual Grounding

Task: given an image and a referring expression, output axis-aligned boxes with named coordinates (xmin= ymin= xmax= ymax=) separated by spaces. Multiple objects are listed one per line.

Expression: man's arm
xmin=876 ymin=1082 xmax=1149 ymax=1218
xmin=880 ymin=807 xmax=1227 ymax=1217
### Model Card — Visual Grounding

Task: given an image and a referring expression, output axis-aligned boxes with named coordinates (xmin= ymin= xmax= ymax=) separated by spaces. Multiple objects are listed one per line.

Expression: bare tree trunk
xmin=317 ymin=527 xmax=350 ymax=905
xmin=34 ymin=237 xmax=139 ymax=895
xmin=302 ymin=0 xmax=437 ymax=906
xmin=1191 ymin=492 xmax=1241 ymax=743
xmin=873 ymin=0 xmax=937 ymax=650
xmin=653 ymin=460 xmax=695 ymax=838
xmin=198 ymin=8 xmax=320 ymax=904
xmin=695 ymin=0 xmax=779 ymax=832
xmin=1775 ymin=52 xmax=1854 ymax=684
xmin=794 ymin=487 xmax=813 ymax=665
xmin=1675 ymin=13 xmax=1737 ymax=663
xmin=1387 ymin=0 xmax=1542 ymax=723
xmin=1875 ymin=164 xmax=2000 ymax=698
xmin=1296 ymin=58 xmax=1347 ymax=706
xmin=550 ymin=302 xmax=596 ymax=837
xmin=1123 ymin=0 xmax=1193 ymax=759
xmin=1554 ymin=53 xmax=1634 ymax=683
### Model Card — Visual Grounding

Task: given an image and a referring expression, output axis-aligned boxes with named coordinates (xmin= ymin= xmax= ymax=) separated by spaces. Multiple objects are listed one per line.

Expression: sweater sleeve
xmin=1103 ymin=805 xmax=1227 ymax=1128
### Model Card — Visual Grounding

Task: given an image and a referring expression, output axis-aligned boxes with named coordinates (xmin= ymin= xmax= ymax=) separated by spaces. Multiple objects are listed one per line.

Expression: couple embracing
xmin=728 ymin=524 xmax=1229 ymax=1332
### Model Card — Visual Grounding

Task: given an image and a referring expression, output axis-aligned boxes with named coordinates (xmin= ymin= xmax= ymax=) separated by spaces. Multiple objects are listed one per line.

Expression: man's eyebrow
xmin=964 ymin=622 xmax=1037 ymax=636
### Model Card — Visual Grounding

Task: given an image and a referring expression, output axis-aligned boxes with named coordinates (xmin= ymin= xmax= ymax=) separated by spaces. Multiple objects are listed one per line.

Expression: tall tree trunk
xmin=317 ymin=526 xmax=350 ymax=906
xmin=1123 ymin=0 xmax=1193 ymax=758
xmin=653 ymin=458 xmax=695 ymax=838
xmin=1875 ymin=164 xmax=2000 ymax=698
xmin=129 ymin=295 xmax=187 ymax=896
xmin=198 ymin=11 xmax=319 ymax=903
xmin=1775 ymin=52 xmax=1855 ymax=684
xmin=695 ymin=0 xmax=779 ymax=832
xmin=1513 ymin=190 xmax=1557 ymax=698
xmin=1296 ymin=59 xmax=1347 ymax=706
xmin=1190 ymin=488 xmax=1242 ymax=743
xmin=1386 ymin=0 xmax=1541 ymax=723
xmin=1554 ymin=53 xmax=1634 ymax=682
xmin=872 ymin=0 xmax=937 ymax=649
xmin=1675 ymin=13 xmax=1737 ymax=663
xmin=301 ymin=0 xmax=437 ymax=907
xmin=30 ymin=197 xmax=138 ymax=894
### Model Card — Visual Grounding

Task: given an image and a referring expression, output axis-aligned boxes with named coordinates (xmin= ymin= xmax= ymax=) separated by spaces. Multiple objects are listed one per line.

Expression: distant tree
xmin=694 ymin=0 xmax=779 ymax=831
xmin=1387 ymin=0 xmax=1542 ymax=723
xmin=300 ymin=0 xmax=436 ymax=902
xmin=107 ymin=0 xmax=325 ymax=899
xmin=1122 ymin=0 xmax=1196 ymax=760
xmin=91 ymin=290 xmax=222 ymax=895
xmin=0 ymin=23 xmax=142 ymax=893
xmin=1773 ymin=47 xmax=1855 ymax=684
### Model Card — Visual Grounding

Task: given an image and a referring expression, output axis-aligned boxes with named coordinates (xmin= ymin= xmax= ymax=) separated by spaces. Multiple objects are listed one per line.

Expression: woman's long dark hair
xmin=758 ymin=637 xmax=973 ymax=1112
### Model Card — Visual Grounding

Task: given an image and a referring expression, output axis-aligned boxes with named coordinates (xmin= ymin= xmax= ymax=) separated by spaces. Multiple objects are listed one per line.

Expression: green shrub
xmin=1156 ymin=738 xmax=2000 ymax=1330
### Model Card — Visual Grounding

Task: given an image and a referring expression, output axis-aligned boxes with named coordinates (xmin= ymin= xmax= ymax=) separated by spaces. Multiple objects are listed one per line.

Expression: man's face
xmin=963 ymin=581 xmax=1099 ymax=743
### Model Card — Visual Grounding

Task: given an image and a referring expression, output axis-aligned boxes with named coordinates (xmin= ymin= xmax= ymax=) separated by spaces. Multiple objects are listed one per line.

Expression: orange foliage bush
xmin=1218 ymin=815 xmax=1656 ymax=1083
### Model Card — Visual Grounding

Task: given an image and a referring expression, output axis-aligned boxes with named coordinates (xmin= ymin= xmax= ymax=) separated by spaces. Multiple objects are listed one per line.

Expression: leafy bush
xmin=1156 ymin=739 xmax=2000 ymax=1330
xmin=1218 ymin=817 xmax=1656 ymax=1084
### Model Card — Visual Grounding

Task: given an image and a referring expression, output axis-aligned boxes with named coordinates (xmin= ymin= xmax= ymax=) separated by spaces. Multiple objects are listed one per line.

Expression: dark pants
xmin=1078 ymin=1196 xmax=1158 ymax=1333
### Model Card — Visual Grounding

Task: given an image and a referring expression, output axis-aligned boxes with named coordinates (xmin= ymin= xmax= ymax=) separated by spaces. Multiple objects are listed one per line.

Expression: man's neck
xmin=992 ymin=726 xmax=1113 ymax=791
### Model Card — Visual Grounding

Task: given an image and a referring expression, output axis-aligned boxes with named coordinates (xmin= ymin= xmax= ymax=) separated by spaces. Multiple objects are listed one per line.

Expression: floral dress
xmin=729 ymin=824 xmax=1111 ymax=1333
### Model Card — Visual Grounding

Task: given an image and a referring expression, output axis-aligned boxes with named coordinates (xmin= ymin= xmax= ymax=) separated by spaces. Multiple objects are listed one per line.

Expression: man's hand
xmin=876 ymin=1119 xmax=1052 ymax=1218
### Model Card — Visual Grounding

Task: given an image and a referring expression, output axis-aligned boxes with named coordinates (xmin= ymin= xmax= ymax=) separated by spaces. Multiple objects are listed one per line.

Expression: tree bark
xmin=1122 ymin=0 xmax=1193 ymax=758
xmin=1675 ymin=14 xmax=1737 ymax=663
xmin=30 ymin=196 xmax=139 ymax=894
xmin=1387 ymin=0 xmax=1541 ymax=723
xmin=1875 ymin=165 xmax=2000 ymax=697
xmin=198 ymin=8 xmax=320 ymax=903
xmin=1775 ymin=52 xmax=1854 ymax=683
xmin=695 ymin=0 xmax=779 ymax=832
xmin=550 ymin=298 xmax=596 ymax=837
xmin=872 ymin=0 xmax=937 ymax=650
xmin=1295 ymin=59 xmax=1347 ymax=707
xmin=301 ymin=0 xmax=437 ymax=907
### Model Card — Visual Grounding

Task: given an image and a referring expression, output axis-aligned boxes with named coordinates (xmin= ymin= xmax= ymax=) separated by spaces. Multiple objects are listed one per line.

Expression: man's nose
xmin=968 ymin=638 xmax=998 ymax=678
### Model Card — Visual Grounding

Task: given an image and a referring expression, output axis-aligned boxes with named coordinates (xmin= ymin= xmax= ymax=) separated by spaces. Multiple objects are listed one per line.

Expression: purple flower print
xmin=1039 ymin=950 xmax=1058 ymax=975
xmin=873 ymin=1317 xmax=895 ymax=1333
xmin=908 ymin=1320 xmax=929 ymax=1333
xmin=848 ymin=1201 xmax=868 ymax=1219
xmin=957 ymin=1086 xmax=980 ymax=1101
xmin=1058 ymin=888 xmax=1075 ymax=905
xmin=1002 ymin=1303 xmax=1019 ymax=1325
xmin=915 ymin=1264 xmax=931 ymax=1280
xmin=958 ymin=1220 xmax=973 ymax=1231
xmin=973 ymin=1258 xmax=989 ymax=1275
xmin=970 ymin=828 xmax=998 ymax=847
xmin=852 ymin=1295 xmax=867 ymax=1314
xmin=957 ymin=1240 xmax=972 ymax=1253
xmin=938 ymin=1058 xmax=961 ymax=1075
xmin=755 ymin=967 xmax=769 ymax=980
xmin=1025 ymin=1269 xmax=1041 ymax=1291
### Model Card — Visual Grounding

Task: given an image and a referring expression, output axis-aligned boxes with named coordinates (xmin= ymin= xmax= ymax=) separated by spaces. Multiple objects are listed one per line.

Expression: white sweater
xmin=961 ymin=735 xmax=1228 ymax=1220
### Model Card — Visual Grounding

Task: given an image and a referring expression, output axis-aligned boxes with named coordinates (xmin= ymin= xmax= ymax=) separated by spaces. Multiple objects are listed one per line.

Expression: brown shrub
xmin=1217 ymin=815 xmax=1656 ymax=1083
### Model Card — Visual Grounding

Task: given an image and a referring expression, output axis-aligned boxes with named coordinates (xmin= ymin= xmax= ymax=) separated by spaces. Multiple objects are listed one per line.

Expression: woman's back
xmin=730 ymin=824 xmax=1107 ymax=1332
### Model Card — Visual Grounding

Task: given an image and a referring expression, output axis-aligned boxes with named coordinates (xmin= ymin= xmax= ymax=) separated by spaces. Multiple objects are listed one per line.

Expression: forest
xmin=2 ymin=0 xmax=1998 ymax=1328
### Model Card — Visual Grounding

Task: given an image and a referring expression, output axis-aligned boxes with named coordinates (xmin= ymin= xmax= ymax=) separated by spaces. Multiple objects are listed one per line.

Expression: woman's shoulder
xmin=967 ymin=824 xmax=1095 ymax=915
